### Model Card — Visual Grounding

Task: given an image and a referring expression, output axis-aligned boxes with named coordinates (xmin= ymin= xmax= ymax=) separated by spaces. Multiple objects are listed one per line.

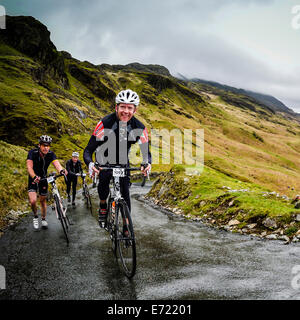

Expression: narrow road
xmin=1 ymin=183 xmax=300 ymax=300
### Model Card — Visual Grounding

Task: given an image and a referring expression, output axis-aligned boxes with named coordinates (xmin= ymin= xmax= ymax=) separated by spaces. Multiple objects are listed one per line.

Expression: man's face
xmin=39 ymin=143 xmax=50 ymax=155
xmin=72 ymin=156 xmax=78 ymax=163
xmin=116 ymin=103 xmax=136 ymax=122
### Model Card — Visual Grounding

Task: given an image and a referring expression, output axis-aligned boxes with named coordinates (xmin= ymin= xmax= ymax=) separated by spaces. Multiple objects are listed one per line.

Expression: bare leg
xmin=28 ymin=192 xmax=38 ymax=216
xmin=40 ymin=195 xmax=47 ymax=219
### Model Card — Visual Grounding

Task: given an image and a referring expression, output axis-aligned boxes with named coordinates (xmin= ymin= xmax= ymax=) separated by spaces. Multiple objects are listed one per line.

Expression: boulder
xmin=295 ymin=202 xmax=300 ymax=209
xmin=262 ymin=218 xmax=277 ymax=229
xmin=228 ymin=200 xmax=235 ymax=207
xmin=228 ymin=219 xmax=240 ymax=226
xmin=266 ymin=234 xmax=278 ymax=240
xmin=278 ymin=235 xmax=290 ymax=242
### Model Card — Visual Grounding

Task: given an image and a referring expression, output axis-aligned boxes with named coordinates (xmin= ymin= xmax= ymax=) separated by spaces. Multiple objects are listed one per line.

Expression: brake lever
xmin=141 ymin=169 xmax=150 ymax=187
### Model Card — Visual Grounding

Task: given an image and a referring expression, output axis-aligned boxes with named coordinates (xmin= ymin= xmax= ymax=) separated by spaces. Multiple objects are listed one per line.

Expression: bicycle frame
xmin=39 ymin=173 xmax=70 ymax=244
xmin=110 ymin=168 xmax=127 ymax=201
xmin=47 ymin=175 xmax=67 ymax=219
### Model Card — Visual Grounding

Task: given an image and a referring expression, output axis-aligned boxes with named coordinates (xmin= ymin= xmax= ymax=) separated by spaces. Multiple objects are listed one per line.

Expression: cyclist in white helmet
xmin=65 ymin=151 xmax=83 ymax=206
xmin=84 ymin=89 xmax=151 ymax=227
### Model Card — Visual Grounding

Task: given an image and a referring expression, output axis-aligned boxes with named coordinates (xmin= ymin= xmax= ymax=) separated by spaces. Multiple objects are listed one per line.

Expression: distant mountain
xmin=188 ymin=78 xmax=297 ymax=115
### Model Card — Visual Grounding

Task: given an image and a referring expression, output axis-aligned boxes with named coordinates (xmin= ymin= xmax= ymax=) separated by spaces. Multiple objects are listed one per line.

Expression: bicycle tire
xmin=85 ymin=186 xmax=93 ymax=214
xmin=54 ymin=195 xmax=69 ymax=244
xmin=115 ymin=199 xmax=136 ymax=278
xmin=106 ymin=198 xmax=117 ymax=255
xmin=82 ymin=183 xmax=93 ymax=214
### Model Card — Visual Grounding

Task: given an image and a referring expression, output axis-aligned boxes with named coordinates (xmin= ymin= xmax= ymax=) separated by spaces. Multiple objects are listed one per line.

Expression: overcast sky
xmin=2 ymin=0 xmax=300 ymax=112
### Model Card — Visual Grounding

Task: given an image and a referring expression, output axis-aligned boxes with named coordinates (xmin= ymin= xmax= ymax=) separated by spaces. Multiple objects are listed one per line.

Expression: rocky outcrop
xmin=0 ymin=16 xmax=69 ymax=88
xmin=68 ymin=63 xmax=116 ymax=101
xmin=125 ymin=63 xmax=172 ymax=77
xmin=99 ymin=62 xmax=172 ymax=77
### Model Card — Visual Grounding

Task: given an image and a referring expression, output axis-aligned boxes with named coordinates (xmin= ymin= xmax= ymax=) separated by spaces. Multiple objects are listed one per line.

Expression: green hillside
xmin=1 ymin=16 xmax=300 ymax=238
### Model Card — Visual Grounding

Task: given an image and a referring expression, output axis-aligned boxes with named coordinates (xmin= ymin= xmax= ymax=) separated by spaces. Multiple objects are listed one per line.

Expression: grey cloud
xmin=2 ymin=0 xmax=298 ymax=111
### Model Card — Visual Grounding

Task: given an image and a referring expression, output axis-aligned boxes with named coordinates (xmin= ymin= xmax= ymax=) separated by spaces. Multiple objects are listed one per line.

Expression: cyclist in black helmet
xmin=84 ymin=89 xmax=151 ymax=228
xmin=26 ymin=135 xmax=68 ymax=230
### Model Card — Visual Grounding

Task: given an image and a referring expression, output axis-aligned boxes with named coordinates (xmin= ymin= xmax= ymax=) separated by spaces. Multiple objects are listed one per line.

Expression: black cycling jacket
xmin=83 ymin=112 xmax=151 ymax=166
xmin=66 ymin=159 xmax=82 ymax=178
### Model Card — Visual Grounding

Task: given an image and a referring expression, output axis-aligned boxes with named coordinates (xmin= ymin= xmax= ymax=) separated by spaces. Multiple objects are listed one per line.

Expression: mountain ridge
xmin=176 ymin=75 xmax=299 ymax=117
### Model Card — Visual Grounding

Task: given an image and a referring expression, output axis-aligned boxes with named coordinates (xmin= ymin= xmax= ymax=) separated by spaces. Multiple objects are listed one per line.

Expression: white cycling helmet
xmin=39 ymin=135 xmax=52 ymax=145
xmin=72 ymin=152 xmax=79 ymax=157
xmin=115 ymin=89 xmax=140 ymax=106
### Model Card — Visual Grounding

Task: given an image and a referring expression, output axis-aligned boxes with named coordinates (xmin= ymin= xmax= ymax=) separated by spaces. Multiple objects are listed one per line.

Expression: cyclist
xmin=83 ymin=89 xmax=151 ymax=227
xmin=26 ymin=135 xmax=67 ymax=230
xmin=65 ymin=151 xmax=83 ymax=206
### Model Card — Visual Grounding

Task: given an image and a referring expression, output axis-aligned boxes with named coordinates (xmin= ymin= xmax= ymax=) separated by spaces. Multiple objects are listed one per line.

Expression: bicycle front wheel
xmin=115 ymin=200 xmax=136 ymax=278
xmin=107 ymin=198 xmax=117 ymax=256
xmin=54 ymin=195 xmax=69 ymax=244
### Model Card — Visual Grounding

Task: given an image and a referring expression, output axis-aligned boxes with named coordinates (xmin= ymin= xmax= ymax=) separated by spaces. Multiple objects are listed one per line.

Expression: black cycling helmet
xmin=39 ymin=135 xmax=52 ymax=145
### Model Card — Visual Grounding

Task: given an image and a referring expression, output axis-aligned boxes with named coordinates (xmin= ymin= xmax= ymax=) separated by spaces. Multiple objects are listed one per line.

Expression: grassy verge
xmin=0 ymin=140 xmax=29 ymax=230
xmin=147 ymin=165 xmax=300 ymax=239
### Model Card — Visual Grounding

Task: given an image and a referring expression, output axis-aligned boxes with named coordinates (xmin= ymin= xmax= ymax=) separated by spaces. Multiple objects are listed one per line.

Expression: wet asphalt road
xmin=1 ymin=183 xmax=300 ymax=300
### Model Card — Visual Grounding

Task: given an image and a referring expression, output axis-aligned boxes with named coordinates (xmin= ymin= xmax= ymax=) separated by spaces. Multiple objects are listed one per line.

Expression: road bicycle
xmin=76 ymin=172 xmax=93 ymax=214
xmin=42 ymin=173 xmax=70 ymax=244
xmin=95 ymin=163 xmax=148 ymax=278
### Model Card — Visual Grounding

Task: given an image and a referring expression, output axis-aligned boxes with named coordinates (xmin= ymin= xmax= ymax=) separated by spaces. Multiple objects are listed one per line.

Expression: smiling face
xmin=116 ymin=103 xmax=136 ymax=122
xmin=39 ymin=143 xmax=50 ymax=156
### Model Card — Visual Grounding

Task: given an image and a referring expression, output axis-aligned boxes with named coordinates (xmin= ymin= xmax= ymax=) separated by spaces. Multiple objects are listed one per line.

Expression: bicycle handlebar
xmin=75 ymin=172 xmax=87 ymax=177
xmin=96 ymin=166 xmax=141 ymax=171
xmin=39 ymin=173 xmax=66 ymax=183
xmin=94 ymin=163 xmax=149 ymax=187
xmin=94 ymin=162 xmax=149 ymax=171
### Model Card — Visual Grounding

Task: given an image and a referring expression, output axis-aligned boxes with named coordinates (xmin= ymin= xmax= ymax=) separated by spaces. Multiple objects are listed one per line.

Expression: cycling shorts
xmin=28 ymin=176 xmax=48 ymax=196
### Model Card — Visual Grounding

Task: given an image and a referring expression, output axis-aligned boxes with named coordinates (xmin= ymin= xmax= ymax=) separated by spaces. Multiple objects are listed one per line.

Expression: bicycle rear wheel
xmin=115 ymin=200 xmax=136 ymax=278
xmin=54 ymin=195 xmax=69 ymax=244
xmin=84 ymin=184 xmax=93 ymax=214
